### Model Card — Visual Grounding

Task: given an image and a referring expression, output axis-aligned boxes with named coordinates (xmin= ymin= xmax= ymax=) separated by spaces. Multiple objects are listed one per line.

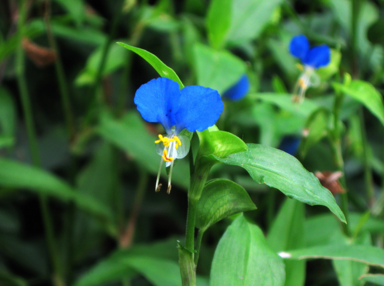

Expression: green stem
xmin=16 ymin=1 xmax=63 ymax=285
xmin=44 ymin=0 xmax=75 ymax=139
xmin=351 ymin=0 xmax=360 ymax=78
xmin=358 ymin=108 xmax=374 ymax=207
xmin=332 ymin=89 xmax=351 ymax=236
xmin=194 ymin=229 xmax=204 ymax=265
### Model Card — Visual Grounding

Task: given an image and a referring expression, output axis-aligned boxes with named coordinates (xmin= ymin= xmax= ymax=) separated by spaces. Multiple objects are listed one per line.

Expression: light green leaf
xmin=76 ymin=44 xmax=128 ymax=85
xmin=206 ymin=0 xmax=232 ymax=49
xmin=117 ymin=42 xmax=184 ymax=88
xmin=360 ymin=274 xmax=384 ymax=285
xmin=226 ymin=0 xmax=283 ymax=46
xmin=198 ymin=130 xmax=248 ymax=159
xmin=193 ymin=43 xmax=246 ymax=94
xmin=283 ymin=244 xmax=384 ymax=269
xmin=299 ymin=108 xmax=330 ymax=158
xmin=54 ymin=0 xmax=85 ymax=26
xmin=210 ymin=214 xmax=285 ymax=286
xmin=250 ymin=93 xmax=320 ymax=118
xmin=333 ymin=80 xmax=384 ymax=126
xmin=211 ymin=144 xmax=346 ymax=223
xmin=0 ymin=158 xmax=115 ymax=233
xmin=196 ymin=179 xmax=256 ymax=231
xmin=267 ymin=198 xmax=305 ymax=286
xmin=97 ymin=111 xmax=189 ymax=189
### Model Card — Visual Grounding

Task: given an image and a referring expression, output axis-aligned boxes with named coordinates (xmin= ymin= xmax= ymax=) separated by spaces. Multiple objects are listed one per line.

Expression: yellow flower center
xmin=155 ymin=134 xmax=182 ymax=162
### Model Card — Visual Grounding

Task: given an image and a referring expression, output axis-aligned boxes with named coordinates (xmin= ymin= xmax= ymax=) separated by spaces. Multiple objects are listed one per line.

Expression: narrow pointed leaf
xmin=117 ymin=42 xmax=184 ymax=88
xmin=196 ymin=179 xmax=256 ymax=231
xmin=211 ymin=144 xmax=346 ymax=223
xmin=206 ymin=0 xmax=232 ymax=49
xmin=210 ymin=215 xmax=285 ymax=286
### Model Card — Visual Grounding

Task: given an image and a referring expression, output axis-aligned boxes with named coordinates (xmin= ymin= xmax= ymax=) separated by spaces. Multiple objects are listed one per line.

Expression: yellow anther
xmin=154 ymin=134 xmax=164 ymax=144
xmin=155 ymin=134 xmax=182 ymax=149
xmin=299 ymin=78 xmax=307 ymax=89
xmin=174 ymin=136 xmax=182 ymax=149
xmin=296 ymin=63 xmax=303 ymax=71
xmin=161 ymin=149 xmax=173 ymax=162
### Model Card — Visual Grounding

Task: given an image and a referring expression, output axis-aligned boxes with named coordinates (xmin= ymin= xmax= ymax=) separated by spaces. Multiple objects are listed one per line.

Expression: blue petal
xmin=134 ymin=77 xmax=181 ymax=132
xmin=279 ymin=136 xmax=301 ymax=156
xmin=223 ymin=75 xmax=250 ymax=101
xmin=289 ymin=35 xmax=310 ymax=61
xmin=174 ymin=86 xmax=224 ymax=133
xmin=303 ymin=45 xmax=331 ymax=69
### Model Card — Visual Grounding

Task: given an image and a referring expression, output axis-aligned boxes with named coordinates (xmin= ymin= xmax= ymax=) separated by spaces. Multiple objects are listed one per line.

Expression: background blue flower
xmin=289 ymin=35 xmax=331 ymax=69
xmin=223 ymin=74 xmax=250 ymax=101
xmin=134 ymin=77 xmax=224 ymax=134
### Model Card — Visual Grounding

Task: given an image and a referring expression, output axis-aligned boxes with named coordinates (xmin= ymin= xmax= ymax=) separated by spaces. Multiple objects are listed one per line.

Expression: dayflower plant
xmin=223 ymin=74 xmax=250 ymax=101
xmin=134 ymin=77 xmax=224 ymax=193
xmin=289 ymin=35 xmax=331 ymax=103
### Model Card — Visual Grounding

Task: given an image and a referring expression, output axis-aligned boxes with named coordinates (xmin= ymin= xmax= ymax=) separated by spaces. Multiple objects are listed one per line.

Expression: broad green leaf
xmin=193 ymin=43 xmax=246 ymax=94
xmin=211 ymin=144 xmax=346 ymax=223
xmin=117 ymin=42 xmax=184 ymax=88
xmin=76 ymin=44 xmax=128 ymax=85
xmin=317 ymin=49 xmax=342 ymax=81
xmin=283 ymin=244 xmax=384 ymax=269
xmin=206 ymin=0 xmax=232 ymax=49
xmin=267 ymin=199 xmax=305 ymax=286
xmin=97 ymin=111 xmax=189 ymax=189
xmin=0 ymin=158 xmax=115 ymax=233
xmin=304 ymin=213 xmax=384 ymax=247
xmin=333 ymin=80 xmax=384 ymax=126
xmin=196 ymin=179 xmax=256 ymax=231
xmin=0 ymin=87 xmax=16 ymax=139
xmin=226 ymin=0 xmax=283 ymax=46
xmin=250 ymin=93 xmax=320 ymax=118
xmin=210 ymin=215 xmax=285 ymax=286
xmin=299 ymin=108 xmax=330 ymax=158
xmin=360 ymin=275 xmax=384 ymax=285
xmin=198 ymin=130 xmax=248 ymax=159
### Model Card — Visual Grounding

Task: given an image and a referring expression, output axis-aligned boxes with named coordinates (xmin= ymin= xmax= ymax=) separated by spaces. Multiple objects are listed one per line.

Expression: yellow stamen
xmin=161 ymin=149 xmax=173 ymax=162
xmin=155 ymin=134 xmax=181 ymax=149
xmin=299 ymin=78 xmax=307 ymax=89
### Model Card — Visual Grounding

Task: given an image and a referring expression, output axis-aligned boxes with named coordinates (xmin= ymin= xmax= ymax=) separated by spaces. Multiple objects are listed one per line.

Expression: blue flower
xmin=289 ymin=35 xmax=331 ymax=103
xmin=278 ymin=136 xmax=301 ymax=156
xmin=223 ymin=74 xmax=250 ymax=101
xmin=134 ymin=77 xmax=224 ymax=193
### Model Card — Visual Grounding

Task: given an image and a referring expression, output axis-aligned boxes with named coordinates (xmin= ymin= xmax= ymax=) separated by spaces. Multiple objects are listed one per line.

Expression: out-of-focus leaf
xmin=360 ymin=274 xmax=384 ymax=285
xmin=54 ymin=0 xmax=85 ymax=27
xmin=333 ymin=80 xmax=384 ymax=126
xmin=317 ymin=49 xmax=341 ymax=81
xmin=0 ymin=158 xmax=115 ymax=233
xmin=0 ymin=269 xmax=27 ymax=286
xmin=193 ymin=43 xmax=246 ymax=94
xmin=299 ymin=108 xmax=330 ymax=158
xmin=196 ymin=179 xmax=256 ymax=231
xmin=272 ymin=75 xmax=288 ymax=94
xmin=97 ymin=111 xmax=189 ymax=189
xmin=226 ymin=0 xmax=283 ymax=46
xmin=368 ymin=18 xmax=384 ymax=46
xmin=267 ymin=198 xmax=305 ymax=286
xmin=304 ymin=213 xmax=384 ymax=247
xmin=211 ymin=144 xmax=346 ymax=223
xmin=210 ymin=214 xmax=285 ymax=286
xmin=250 ymin=93 xmax=320 ymax=118
xmin=283 ymin=244 xmax=384 ymax=269
xmin=206 ymin=0 xmax=232 ymax=49
xmin=76 ymin=44 xmax=128 ymax=85
xmin=0 ymin=87 xmax=16 ymax=139
xmin=117 ymin=42 xmax=184 ymax=88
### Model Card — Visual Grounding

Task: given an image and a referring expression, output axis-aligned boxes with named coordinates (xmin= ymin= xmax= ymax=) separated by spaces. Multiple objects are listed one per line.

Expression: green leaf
xmin=76 ymin=44 xmax=128 ymax=85
xmin=117 ymin=42 xmax=184 ymax=88
xmin=333 ymin=80 xmax=384 ymax=126
xmin=211 ymin=144 xmax=346 ymax=223
xmin=0 ymin=158 xmax=115 ymax=233
xmin=0 ymin=87 xmax=16 ymax=139
xmin=198 ymin=130 xmax=248 ymax=159
xmin=283 ymin=244 xmax=384 ymax=269
xmin=196 ymin=179 xmax=256 ymax=231
xmin=267 ymin=198 xmax=305 ymax=286
xmin=210 ymin=215 xmax=285 ymax=286
xmin=54 ymin=0 xmax=85 ymax=26
xmin=360 ymin=275 xmax=384 ymax=285
xmin=250 ymin=93 xmax=320 ymax=118
xmin=299 ymin=108 xmax=331 ymax=158
xmin=0 ymin=269 xmax=27 ymax=286
xmin=193 ymin=43 xmax=246 ymax=93
xmin=97 ymin=111 xmax=189 ymax=189
xmin=206 ymin=0 xmax=232 ymax=49
xmin=226 ymin=0 xmax=283 ymax=46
